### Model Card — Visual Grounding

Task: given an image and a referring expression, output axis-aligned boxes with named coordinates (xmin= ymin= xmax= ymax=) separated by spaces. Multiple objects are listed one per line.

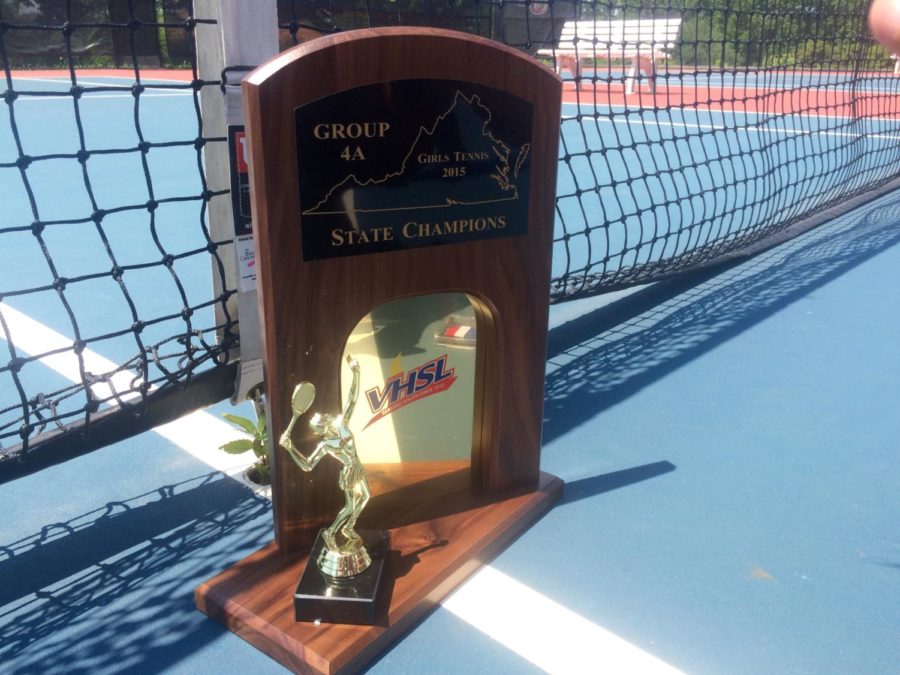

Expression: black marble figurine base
xmin=294 ymin=529 xmax=390 ymax=625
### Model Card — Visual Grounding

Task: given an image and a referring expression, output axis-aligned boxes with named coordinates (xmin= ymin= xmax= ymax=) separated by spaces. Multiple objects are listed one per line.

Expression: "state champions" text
xmin=330 ymin=215 xmax=507 ymax=247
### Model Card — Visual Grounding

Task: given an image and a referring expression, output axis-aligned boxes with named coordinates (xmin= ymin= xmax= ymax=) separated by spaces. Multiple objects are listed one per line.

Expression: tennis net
xmin=0 ymin=0 xmax=236 ymax=472
xmin=280 ymin=0 xmax=900 ymax=299
xmin=1 ymin=0 xmax=898 ymax=473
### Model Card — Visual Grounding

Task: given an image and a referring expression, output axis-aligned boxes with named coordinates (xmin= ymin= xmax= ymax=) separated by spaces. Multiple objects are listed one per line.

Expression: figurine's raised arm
xmin=343 ymin=354 xmax=360 ymax=421
xmin=279 ymin=424 xmax=328 ymax=473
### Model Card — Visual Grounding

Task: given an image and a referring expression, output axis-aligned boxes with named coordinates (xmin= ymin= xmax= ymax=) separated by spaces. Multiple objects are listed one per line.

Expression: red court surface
xmin=9 ymin=68 xmax=194 ymax=81
xmin=561 ymin=81 xmax=900 ymax=119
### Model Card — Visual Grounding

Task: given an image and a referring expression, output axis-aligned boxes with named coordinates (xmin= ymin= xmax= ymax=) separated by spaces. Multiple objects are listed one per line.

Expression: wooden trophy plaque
xmin=196 ymin=27 xmax=563 ymax=674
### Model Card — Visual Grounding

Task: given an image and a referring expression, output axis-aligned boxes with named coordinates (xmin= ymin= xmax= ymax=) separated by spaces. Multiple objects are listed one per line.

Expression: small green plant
xmin=220 ymin=409 xmax=270 ymax=485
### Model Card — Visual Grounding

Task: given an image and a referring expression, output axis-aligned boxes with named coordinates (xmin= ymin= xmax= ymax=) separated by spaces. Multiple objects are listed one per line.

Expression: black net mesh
xmin=2 ymin=0 xmax=898 ymax=470
xmin=279 ymin=0 xmax=900 ymax=300
xmin=0 ymin=1 xmax=236 ymax=467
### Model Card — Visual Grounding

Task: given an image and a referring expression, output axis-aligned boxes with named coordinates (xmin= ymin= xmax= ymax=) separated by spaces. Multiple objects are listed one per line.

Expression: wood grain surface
xmin=196 ymin=464 xmax=564 ymax=674
xmin=243 ymin=27 xmax=562 ymax=553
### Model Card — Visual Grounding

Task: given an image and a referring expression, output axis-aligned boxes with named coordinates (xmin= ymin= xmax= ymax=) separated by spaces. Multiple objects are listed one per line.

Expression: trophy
xmin=278 ymin=354 xmax=389 ymax=624
xmin=194 ymin=27 xmax=564 ymax=673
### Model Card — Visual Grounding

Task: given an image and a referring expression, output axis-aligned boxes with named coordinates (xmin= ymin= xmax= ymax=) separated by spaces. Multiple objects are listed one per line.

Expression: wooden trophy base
xmin=195 ymin=462 xmax=563 ymax=674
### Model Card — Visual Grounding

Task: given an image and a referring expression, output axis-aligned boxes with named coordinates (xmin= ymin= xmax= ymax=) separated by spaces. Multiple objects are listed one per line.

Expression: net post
xmin=194 ymin=0 xmax=279 ymax=402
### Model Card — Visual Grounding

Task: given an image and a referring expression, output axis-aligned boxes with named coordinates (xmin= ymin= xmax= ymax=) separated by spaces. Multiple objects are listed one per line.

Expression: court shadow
xmin=559 ymin=461 xmax=676 ymax=505
xmin=542 ymin=190 xmax=900 ymax=444
xmin=0 ymin=472 xmax=272 ymax=674
xmin=867 ymin=559 xmax=900 ymax=571
xmin=374 ymin=539 xmax=451 ymax=627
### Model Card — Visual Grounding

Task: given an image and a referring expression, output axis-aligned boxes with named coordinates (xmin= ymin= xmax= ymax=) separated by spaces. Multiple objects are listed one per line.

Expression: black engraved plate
xmin=295 ymin=79 xmax=533 ymax=261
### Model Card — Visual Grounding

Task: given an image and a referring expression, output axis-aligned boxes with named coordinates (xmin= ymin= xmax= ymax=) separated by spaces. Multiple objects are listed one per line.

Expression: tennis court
xmin=1 ymin=72 xmax=212 ymax=374
xmin=1 ymin=180 xmax=898 ymax=673
xmin=4 ymin=69 xmax=898 ymax=362
xmin=2 ymin=1 xmax=899 ymax=672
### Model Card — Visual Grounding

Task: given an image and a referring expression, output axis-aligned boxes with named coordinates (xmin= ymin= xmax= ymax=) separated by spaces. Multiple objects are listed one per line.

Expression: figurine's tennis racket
xmin=291 ymin=381 xmax=316 ymax=416
xmin=284 ymin=381 xmax=316 ymax=437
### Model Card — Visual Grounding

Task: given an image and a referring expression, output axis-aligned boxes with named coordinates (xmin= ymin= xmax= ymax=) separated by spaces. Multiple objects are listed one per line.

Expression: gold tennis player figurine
xmin=278 ymin=354 xmax=372 ymax=578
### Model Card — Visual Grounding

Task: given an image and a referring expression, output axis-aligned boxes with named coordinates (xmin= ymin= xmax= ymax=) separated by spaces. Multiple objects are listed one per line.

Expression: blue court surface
xmin=2 ymin=75 xmax=900 ymax=673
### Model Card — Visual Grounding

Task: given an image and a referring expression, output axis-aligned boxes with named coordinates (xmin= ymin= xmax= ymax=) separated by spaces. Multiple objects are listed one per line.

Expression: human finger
xmin=870 ymin=0 xmax=900 ymax=55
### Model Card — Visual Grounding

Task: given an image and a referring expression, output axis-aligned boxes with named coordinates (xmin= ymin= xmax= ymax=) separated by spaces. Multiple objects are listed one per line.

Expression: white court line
xmin=0 ymin=304 xmax=687 ymax=673
xmin=444 ymin=566 xmax=686 ymax=675
xmin=563 ymin=100 xmax=900 ymax=124
xmin=646 ymin=84 xmax=891 ymax=95
xmin=639 ymin=117 xmax=900 ymax=141
xmin=562 ymin=107 xmax=900 ymax=141
xmin=567 ymin=79 xmax=894 ymax=95
xmin=0 ymin=303 xmax=251 ymax=476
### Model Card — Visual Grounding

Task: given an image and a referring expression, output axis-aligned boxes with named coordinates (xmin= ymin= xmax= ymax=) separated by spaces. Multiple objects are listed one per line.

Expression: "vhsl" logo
xmin=364 ymin=355 xmax=457 ymax=428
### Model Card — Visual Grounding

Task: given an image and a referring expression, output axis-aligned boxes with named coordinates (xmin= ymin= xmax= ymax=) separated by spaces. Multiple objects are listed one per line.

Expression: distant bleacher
xmin=538 ymin=18 xmax=682 ymax=94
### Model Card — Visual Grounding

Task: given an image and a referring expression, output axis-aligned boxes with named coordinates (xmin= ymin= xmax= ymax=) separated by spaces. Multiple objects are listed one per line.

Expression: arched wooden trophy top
xmin=244 ymin=27 xmax=561 ymax=552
